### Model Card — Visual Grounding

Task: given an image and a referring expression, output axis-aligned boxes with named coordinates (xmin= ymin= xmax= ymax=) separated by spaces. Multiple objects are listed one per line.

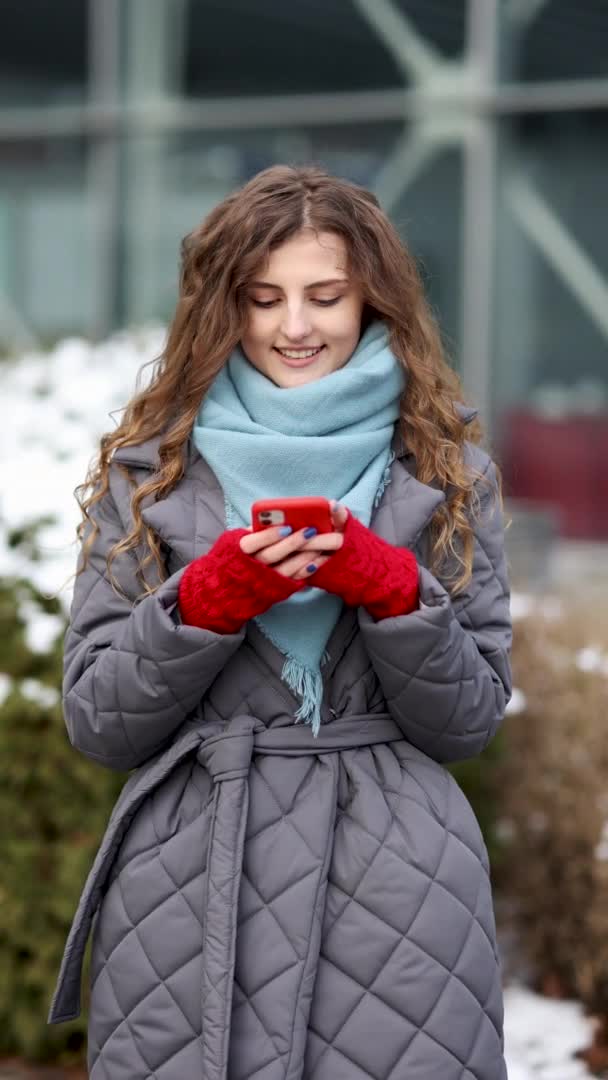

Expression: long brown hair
xmin=77 ymin=164 xmax=492 ymax=595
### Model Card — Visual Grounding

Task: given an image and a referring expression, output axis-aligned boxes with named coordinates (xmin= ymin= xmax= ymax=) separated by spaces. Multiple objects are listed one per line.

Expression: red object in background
xmin=500 ymin=409 xmax=608 ymax=540
xmin=598 ymin=419 xmax=608 ymax=538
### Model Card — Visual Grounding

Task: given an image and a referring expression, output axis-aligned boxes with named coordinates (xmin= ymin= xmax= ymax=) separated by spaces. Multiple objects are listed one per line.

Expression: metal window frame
xmin=0 ymin=0 xmax=606 ymax=406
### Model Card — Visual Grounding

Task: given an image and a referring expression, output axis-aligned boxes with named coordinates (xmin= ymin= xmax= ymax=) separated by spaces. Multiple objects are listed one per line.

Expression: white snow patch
xmin=576 ymin=646 xmax=608 ymax=677
xmin=19 ymin=678 xmax=61 ymax=708
xmin=594 ymin=819 xmax=608 ymax=861
xmin=510 ymin=592 xmax=536 ymax=621
xmin=0 ymin=326 xmax=165 ymax=605
xmin=505 ymin=687 xmax=527 ymax=715
xmin=510 ymin=592 xmax=564 ymax=622
xmin=17 ymin=595 xmax=65 ymax=653
xmin=503 ymin=984 xmax=596 ymax=1078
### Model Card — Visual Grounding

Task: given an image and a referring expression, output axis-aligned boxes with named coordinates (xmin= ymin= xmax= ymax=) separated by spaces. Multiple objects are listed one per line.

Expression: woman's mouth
xmin=274 ymin=345 xmax=325 ymax=367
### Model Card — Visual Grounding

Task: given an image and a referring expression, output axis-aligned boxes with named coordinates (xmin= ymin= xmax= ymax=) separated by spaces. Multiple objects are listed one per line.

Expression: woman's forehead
xmin=254 ymin=231 xmax=349 ymax=282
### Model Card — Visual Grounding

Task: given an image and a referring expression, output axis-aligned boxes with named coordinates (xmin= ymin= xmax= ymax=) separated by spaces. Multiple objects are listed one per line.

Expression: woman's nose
xmin=281 ymin=306 xmax=312 ymax=340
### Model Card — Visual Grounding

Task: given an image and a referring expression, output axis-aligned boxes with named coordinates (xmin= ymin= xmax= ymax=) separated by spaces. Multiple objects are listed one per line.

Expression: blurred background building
xmin=1 ymin=0 xmax=607 ymax=573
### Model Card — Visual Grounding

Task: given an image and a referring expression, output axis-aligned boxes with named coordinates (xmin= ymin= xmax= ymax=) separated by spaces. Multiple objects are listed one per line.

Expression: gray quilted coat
xmin=49 ymin=420 xmax=512 ymax=1080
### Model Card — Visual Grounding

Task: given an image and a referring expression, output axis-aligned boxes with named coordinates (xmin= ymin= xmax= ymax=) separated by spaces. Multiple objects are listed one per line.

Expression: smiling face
xmin=240 ymin=229 xmax=364 ymax=387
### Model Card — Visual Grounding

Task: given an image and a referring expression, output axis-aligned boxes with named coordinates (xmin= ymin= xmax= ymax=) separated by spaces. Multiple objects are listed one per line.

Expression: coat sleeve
xmin=357 ymin=459 xmax=512 ymax=763
xmin=62 ymin=475 xmax=245 ymax=771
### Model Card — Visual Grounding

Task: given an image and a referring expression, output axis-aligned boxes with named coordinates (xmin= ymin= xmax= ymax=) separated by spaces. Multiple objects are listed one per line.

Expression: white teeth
xmin=277 ymin=347 xmax=322 ymax=359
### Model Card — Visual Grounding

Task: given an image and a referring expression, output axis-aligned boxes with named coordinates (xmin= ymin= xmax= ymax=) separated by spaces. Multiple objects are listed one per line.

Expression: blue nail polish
xmin=303 ymin=527 xmax=317 ymax=539
xmin=306 ymin=563 xmax=317 ymax=573
xmin=279 ymin=525 xmax=293 ymax=537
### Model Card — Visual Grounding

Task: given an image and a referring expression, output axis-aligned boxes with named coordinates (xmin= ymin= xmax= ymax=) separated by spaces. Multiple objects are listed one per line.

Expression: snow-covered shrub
xmin=0 ymin=331 xmax=161 ymax=1061
xmin=495 ymin=602 xmax=608 ymax=1018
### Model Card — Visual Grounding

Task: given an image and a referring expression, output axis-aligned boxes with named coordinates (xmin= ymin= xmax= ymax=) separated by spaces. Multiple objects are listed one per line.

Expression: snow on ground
xmin=503 ymin=985 xmax=596 ymax=1078
xmin=505 ymin=686 xmax=527 ymax=716
xmin=510 ymin=592 xmax=564 ymax=622
xmin=576 ymin=646 xmax=608 ymax=677
xmin=0 ymin=333 xmax=601 ymax=1076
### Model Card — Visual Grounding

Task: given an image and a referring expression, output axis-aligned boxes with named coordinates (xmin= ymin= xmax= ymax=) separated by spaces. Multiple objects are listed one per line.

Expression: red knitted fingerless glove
xmin=177 ymin=529 xmax=305 ymax=634
xmin=310 ymin=511 xmax=419 ymax=620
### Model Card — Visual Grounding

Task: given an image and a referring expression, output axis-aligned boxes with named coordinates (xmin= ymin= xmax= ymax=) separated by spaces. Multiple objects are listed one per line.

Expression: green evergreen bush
xmin=0 ymin=526 xmax=124 ymax=1064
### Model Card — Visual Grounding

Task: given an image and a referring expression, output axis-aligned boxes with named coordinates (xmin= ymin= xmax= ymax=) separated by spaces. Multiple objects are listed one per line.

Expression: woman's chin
xmin=272 ymin=366 xmax=328 ymax=387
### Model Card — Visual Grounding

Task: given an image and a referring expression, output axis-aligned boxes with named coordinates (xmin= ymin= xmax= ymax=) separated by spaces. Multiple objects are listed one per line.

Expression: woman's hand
xmin=239 ymin=500 xmax=349 ymax=581
xmin=306 ymin=510 xmax=420 ymax=619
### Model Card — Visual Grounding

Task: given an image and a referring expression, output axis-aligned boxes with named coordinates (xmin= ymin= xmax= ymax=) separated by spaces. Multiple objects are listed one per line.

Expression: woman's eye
xmin=250 ymin=296 xmax=342 ymax=309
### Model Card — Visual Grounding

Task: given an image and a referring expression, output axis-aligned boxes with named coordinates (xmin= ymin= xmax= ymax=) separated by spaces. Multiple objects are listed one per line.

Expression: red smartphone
xmin=251 ymin=497 xmax=333 ymax=535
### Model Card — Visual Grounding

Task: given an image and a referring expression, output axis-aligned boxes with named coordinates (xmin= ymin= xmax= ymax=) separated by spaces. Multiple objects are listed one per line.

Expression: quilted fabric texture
xmin=49 ymin=426 xmax=512 ymax=1079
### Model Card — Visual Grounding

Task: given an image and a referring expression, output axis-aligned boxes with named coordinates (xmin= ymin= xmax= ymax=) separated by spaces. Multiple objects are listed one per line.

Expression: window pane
xmin=0 ymin=137 xmax=96 ymax=347
xmin=498 ymin=0 xmax=608 ymax=83
xmin=393 ymin=0 xmax=467 ymax=60
xmin=493 ymin=111 xmax=608 ymax=540
xmin=0 ymin=0 xmax=87 ymax=107
xmin=184 ymin=0 xmax=404 ymax=97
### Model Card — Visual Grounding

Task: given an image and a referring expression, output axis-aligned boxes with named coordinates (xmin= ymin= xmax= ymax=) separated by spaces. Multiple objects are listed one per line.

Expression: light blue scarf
xmin=192 ymin=320 xmax=405 ymax=735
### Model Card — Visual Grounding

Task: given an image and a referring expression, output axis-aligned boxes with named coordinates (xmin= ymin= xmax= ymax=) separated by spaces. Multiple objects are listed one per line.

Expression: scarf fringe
xmin=281 ymin=656 xmax=323 ymax=738
xmin=253 ymin=621 xmax=331 ymax=738
xmin=373 ymin=450 xmax=395 ymax=510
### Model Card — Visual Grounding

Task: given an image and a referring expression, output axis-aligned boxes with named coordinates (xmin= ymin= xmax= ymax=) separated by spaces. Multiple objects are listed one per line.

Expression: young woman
xmin=49 ymin=164 xmax=511 ymax=1079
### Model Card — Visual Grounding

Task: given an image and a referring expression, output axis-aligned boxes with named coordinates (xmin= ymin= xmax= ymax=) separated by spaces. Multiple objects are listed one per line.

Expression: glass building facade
xmin=2 ymin=0 xmax=608 ymax=545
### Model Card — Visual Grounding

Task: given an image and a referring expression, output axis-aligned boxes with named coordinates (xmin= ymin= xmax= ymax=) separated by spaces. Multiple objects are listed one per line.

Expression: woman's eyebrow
xmin=248 ymin=277 xmax=349 ymax=289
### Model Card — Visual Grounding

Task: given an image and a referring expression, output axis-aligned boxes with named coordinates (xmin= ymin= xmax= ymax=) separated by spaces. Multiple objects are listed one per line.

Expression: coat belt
xmin=196 ymin=713 xmax=403 ymax=779
xmin=48 ymin=712 xmax=403 ymax=1070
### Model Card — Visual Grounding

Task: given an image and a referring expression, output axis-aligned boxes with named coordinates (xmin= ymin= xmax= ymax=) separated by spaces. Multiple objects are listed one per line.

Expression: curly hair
xmin=76 ymin=163 xmax=494 ymax=596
